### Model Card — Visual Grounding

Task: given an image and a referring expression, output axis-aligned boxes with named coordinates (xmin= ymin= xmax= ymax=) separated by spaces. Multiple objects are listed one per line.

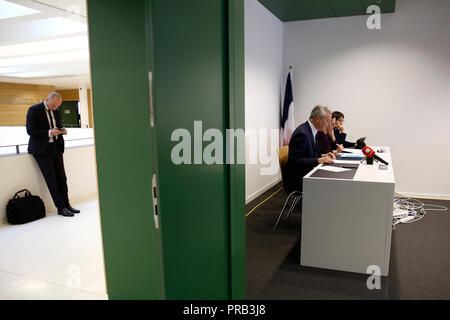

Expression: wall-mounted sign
xmin=0 ymin=97 xmax=42 ymax=105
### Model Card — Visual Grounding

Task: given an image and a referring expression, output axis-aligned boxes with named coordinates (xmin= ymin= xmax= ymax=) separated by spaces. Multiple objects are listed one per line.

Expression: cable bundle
xmin=393 ymin=194 xmax=448 ymax=229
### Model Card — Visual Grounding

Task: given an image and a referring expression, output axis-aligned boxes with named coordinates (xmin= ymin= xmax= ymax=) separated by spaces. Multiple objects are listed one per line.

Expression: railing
xmin=0 ymin=137 xmax=95 ymax=157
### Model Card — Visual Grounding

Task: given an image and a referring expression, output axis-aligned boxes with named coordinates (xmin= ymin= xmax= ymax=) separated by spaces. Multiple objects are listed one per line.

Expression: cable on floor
xmin=246 ymin=187 xmax=283 ymax=217
xmin=392 ymin=193 xmax=448 ymax=229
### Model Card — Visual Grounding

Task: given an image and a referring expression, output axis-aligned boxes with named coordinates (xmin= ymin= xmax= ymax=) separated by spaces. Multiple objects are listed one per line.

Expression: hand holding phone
xmin=50 ymin=128 xmax=62 ymax=136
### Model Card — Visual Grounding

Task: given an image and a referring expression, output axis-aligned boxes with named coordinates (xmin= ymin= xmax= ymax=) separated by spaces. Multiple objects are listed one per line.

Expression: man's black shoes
xmin=67 ymin=206 xmax=80 ymax=214
xmin=58 ymin=208 xmax=74 ymax=217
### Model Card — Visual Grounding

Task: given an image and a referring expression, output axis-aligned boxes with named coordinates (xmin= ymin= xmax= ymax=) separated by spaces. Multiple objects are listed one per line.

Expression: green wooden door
xmin=87 ymin=0 xmax=165 ymax=300
xmin=149 ymin=0 xmax=245 ymax=299
xmin=59 ymin=101 xmax=80 ymax=128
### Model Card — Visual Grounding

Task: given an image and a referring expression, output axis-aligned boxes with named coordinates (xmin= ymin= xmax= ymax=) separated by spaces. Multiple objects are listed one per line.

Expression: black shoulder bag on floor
xmin=6 ymin=189 xmax=46 ymax=225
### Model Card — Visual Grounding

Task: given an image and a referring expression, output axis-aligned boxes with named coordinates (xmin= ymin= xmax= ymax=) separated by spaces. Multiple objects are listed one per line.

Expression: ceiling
xmin=0 ymin=0 xmax=396 ymax=89
xmin=0 ymin=0 xmax=89 ymax=89
xmin=258 ymin=0 xmax=396 ymax=22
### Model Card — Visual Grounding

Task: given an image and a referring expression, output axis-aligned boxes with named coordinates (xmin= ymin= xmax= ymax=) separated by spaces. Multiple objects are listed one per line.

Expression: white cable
xmin=392 ymin=193 xmax=447 ymax=229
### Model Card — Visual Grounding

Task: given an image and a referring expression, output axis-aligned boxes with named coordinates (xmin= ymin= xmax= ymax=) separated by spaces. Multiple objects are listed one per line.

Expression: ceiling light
xmin=8 ymin=68 xmax=90 ymax=78
xmin=0 ymin=35 xmax=89 ymax=59
xmin=0 ymin=49 xmax=89 ymax=68
xmin=0 ymin=0 xmax=40 ymax=20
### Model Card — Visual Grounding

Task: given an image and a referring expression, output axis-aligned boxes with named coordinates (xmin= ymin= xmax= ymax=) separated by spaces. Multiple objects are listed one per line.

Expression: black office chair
xmin=273 ymin=146 xmax=302 ymax=231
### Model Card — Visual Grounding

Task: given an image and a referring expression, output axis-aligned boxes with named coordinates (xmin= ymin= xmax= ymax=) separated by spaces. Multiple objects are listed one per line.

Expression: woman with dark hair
xmin=332 ymin=111 xmax=358 ymax=148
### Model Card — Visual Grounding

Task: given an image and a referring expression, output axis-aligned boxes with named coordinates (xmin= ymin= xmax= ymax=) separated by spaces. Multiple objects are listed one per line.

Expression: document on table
xmin=342 ymin=148 xmax=363 ymax=154
xmin=334 ymin=160 xmax=361 ymax=164
xmin=319 ymin=166 xmax=352 ymax=173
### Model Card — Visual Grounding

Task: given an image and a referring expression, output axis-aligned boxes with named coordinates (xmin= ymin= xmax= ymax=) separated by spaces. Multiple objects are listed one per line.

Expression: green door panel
xmin=87 ymin=0 xmax=164 ymax=300
xmin=59 ymin=101 xmax=80 ymax=128
xmin=150 ymin=0 xmax=229 ymax=299
xmin=227 ymin=0 xmax=246 ymax=300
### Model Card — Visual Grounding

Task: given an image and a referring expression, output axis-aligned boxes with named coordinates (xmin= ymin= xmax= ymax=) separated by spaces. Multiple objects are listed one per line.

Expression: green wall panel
xmin=362 ymin=0 xmax=396 ymax=14
xmin=87 ymin=0 xmax=164 ymax=300
xmin=258 ymin=0 xmax=307 ymax=21
xmin=327 ymin=0 xmax=365 ymax=17
xmin=294 ymin=0 xmax=334 ymax=19
xmin=227 ymin=0 xmax=246 ymax=300
xmin=150 ymin=0 xmax=237 ymax=299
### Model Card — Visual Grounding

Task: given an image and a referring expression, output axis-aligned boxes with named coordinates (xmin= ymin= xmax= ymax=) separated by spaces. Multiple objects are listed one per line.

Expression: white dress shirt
xmin=307 ymin=120 xmax=318 ymax=144
xmin=44 ymin=101 xmax=57 ymax=143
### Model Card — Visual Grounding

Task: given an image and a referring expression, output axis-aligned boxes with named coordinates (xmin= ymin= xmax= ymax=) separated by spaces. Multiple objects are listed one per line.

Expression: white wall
xmin=283 ymin=0 xmax=450 ymax=198
xmin=0 ymin=146 xmax=98 ymax=224
xmin=245 ymin=0 xmax=283 ymax=203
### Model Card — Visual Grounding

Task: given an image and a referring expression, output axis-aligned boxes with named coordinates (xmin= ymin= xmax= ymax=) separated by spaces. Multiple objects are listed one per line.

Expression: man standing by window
xmin=26 ymin=92 xmax=80 ymax=217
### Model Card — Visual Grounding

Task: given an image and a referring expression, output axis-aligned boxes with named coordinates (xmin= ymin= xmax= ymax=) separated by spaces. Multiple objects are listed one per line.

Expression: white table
xmin=300 ymin=147 xmax=395 ymax=276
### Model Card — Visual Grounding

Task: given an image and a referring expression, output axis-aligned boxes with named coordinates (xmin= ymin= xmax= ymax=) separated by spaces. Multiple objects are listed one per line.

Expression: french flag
xmin=280 ymin=69 xmax=295 ymax=146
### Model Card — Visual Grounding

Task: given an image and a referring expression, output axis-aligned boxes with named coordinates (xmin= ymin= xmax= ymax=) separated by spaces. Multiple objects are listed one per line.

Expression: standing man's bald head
xmin=45 ymin=92 xmax=63 ymax=111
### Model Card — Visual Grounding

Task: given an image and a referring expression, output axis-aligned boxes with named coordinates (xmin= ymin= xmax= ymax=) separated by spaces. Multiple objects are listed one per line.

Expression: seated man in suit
xmin=285 ymin=105 xmax=335 ymax=192
xmin=26 ymin=92 xmax=80 ymax=217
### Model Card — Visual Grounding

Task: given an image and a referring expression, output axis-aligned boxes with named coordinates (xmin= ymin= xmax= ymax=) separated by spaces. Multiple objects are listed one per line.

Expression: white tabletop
xmin=305 ymin=146 xmax=395 ymax=184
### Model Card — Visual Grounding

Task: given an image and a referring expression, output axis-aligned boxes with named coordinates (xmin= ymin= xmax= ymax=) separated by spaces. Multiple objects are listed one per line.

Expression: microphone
xmin=362 ymin=146 xmax=389 ymax=165
xmin=356 ymin=137 xmax=366 ymax=149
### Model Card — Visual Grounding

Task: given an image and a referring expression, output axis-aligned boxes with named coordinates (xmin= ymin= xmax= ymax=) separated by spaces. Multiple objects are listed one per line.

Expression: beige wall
xmin=0 ymin=83 xmax=94 ymax=128
xmin=0 ymin=82 xmax=55 ymax=126
xmin=57 ymin=89 xmax=79 ymax=101
xmin=0 ymin=145 xmax=98 ymax=225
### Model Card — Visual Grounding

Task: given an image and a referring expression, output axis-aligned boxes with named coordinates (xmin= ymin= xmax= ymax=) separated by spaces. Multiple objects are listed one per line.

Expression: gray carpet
xmin=246 ymin=182 xmax=450 ymax=300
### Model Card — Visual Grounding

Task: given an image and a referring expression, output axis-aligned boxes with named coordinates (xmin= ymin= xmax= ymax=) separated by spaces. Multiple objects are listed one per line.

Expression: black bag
xmin=6 ymin=189 xmax=46 ymax=225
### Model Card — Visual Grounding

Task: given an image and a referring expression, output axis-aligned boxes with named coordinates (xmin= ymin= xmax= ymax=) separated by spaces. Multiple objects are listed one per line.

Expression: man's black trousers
xmin=33 ymin=143 xmax=69 ymax=210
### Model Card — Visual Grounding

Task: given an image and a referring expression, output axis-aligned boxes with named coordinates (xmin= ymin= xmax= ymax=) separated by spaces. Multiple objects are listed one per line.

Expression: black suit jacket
xmin=26 ymin=102 xmax=65 ymax=156
xmin=334 ymin=128 xmax=355 ymax=148
xmin=285 ymin=121 xmax=320 ymax=192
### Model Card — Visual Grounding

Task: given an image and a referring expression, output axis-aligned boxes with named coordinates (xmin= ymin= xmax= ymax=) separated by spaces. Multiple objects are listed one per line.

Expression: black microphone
xmin=362 ymin=146 xmax=389 ymax=165
xmin=356 ymin=137 xmax=366 ymax=149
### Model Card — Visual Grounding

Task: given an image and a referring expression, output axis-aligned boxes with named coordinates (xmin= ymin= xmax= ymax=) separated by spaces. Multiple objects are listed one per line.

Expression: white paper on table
xmin=342 ymin=148 xmax=363 ymax=154
xmin=318 ymin=166 xmax=352 ymax=173
xmin=334 ymin=160 xmax=361 ymax=165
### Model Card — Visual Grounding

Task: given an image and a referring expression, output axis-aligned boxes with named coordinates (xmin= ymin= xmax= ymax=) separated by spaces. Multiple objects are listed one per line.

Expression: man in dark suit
xmin=26 ymin=92 xmax=80 ymax=217
xmin=285 ymin=105 xmax=335 ymax=192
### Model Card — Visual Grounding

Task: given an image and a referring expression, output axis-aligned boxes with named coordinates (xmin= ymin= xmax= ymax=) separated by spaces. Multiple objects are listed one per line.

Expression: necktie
xmin=47 ymin=109 xmax=57 ymax=141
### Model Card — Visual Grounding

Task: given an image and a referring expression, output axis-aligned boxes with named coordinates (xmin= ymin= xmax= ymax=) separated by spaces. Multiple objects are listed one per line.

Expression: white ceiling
xmin=0 ymin=0 xmax=90 ymax=89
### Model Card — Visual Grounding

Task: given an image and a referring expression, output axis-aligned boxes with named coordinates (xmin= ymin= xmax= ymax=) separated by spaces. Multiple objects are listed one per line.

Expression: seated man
xmin=285 ymin=105 xmax=335 ymax=192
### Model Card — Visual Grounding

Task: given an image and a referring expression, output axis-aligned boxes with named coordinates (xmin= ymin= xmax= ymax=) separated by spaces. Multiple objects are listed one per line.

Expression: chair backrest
xmin=279 ymin=146 xmax=289 ymax=167
xmin=279 ymin=146 xmax=289 ymax=192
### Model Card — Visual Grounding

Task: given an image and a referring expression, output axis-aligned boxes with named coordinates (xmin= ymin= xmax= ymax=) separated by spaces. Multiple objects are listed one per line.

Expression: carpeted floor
xmin=246 ymin=182 xmax=450 ymax=300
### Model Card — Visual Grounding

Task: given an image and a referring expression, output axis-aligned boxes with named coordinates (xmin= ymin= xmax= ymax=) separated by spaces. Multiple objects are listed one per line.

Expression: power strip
xmin=393 ymin=208 xmax=409 ymax=219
